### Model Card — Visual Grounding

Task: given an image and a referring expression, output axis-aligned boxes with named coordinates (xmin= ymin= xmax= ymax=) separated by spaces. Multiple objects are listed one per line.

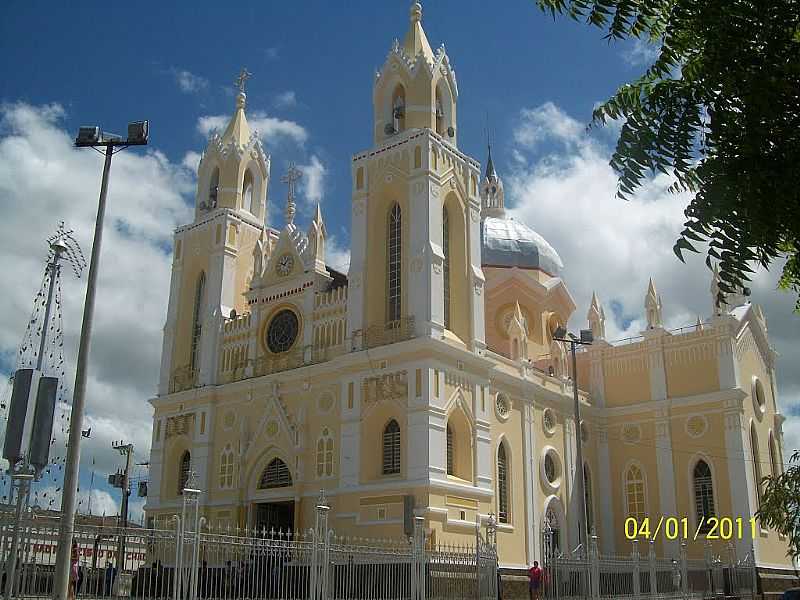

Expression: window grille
xmin=259 ymin=458 xmax=292 ymax=489
xmin=693 ymin=460 xmax=716 ymax=532
xmin=446 ymin=423 xmax=454 ymax=476
xmin=178 ymin=451 xmax=191 ymax=495
xmin=190 ymin=272 xmax=205 ymax=372
xmin=387 ymin=204 xmax=402 ymax=323
xmin=625 ymin=464 xmax=647 ymax=521
xmin=442 ymin=206 xmax=450 ymax=329
xmin=383 ymin=419 xmax=401 ymax=475
xmin=498 ymin=443 xmax=509 ymax=523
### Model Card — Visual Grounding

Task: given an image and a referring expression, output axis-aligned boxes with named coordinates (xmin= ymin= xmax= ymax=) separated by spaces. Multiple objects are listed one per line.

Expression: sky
xmin=0 ymin=1 xmax=798 ymax=521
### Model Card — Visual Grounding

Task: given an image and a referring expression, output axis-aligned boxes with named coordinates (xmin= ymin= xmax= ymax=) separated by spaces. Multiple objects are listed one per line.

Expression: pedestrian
xmin=528 ymin=560 xmax=543 ymax=600
xmin=68 ymin=542 xmax=79 ymax=600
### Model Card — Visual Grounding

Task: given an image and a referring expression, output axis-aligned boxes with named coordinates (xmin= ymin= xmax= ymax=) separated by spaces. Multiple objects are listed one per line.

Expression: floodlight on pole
xmin=552 ymin=325 xmax=592 ymax=555
xmin=53 ymin=120 xmax=148 ymax=600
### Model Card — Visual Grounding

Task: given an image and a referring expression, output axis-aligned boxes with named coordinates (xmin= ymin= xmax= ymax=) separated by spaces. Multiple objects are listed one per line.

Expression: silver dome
xmin=481 ymin=216 xmax=564 ymax=275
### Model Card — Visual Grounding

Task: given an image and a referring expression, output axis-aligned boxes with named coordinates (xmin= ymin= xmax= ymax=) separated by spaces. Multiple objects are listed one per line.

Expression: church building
xmin=145 ymin=2 xmax=795 ymax=583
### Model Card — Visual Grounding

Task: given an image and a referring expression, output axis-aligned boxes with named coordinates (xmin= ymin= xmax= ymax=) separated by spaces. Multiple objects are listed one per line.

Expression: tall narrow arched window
xmin=383 ymin=419 xmax=401 ymax=475
xmin=446 ymin=423 xmax=454 ymax=476
xmin=387 ymin=204 xmax=402 ymax=323
xmin=693 ymin=459 xmax=716 ymax=532
xmin=259 ymin=458 xmax=292 ymax=489
xmin=435 ymin=88 xmax=445 ymax=135
xmin=769 ymin=431 xmax=780 ymax=477
xmin=190 ymin=272 xmax=205 ymax=373
xmin=316 ymin=428 xmax=334 ymax=478
xmin=497 ymin=443 xmax=509 ymax=524
xmin=584 ymin=463 xmax=594 ymax=534
xmin=442 ymin=205 xmax=450 ymax=329
xmin=750 ymin=423 xmax=763 ymax=507
xmin=219 ymin=445 xmax=234 ymax=489
xmin=391 ymin=85 xmax=406 ymax=133
xmin=178 ymin=451 xmax=191 ymax=495
xmin=208 ymin=167 xmax=220 ymax=208
xmin=624 ymin=464 xmax=647 ymax=521
xmin=243 ymin=169 xmax=254 ymax=214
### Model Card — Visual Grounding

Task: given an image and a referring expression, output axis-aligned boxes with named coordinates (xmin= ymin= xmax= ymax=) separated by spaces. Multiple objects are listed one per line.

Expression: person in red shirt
xmin=528 ymin=560 xmax=543 ymax=600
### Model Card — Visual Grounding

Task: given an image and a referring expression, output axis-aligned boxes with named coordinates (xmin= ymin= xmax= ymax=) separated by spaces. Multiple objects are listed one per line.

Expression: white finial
xmin=587 ymin=292 xmax=606 ymax=340
xmin=410 ymin=2 xmax=422 ymax=23
xmin=281 ymin=163 xmax=302 ymax=225
xmin=645 ymin=278 xmax=663 ymax=329
xmin=235 ymin=67 xmax=252 ymax=110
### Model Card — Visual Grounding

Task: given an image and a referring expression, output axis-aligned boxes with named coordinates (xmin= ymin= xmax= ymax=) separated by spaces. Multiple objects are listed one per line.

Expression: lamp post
xmin=53 ymin=121 xmax=148 ymax=600
xmin=552 ymin=325 xmax=593 ymax=555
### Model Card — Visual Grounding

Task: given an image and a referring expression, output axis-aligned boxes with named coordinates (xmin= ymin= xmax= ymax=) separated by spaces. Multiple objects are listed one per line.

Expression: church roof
xmin=481 ymin=216 xmax=564 ymax=276
xmin=219 ymin=92 xmax=252 ymax=147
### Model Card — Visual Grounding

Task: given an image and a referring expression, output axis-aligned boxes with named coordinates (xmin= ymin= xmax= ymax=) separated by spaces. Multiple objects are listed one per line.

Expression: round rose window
xmin=266 ymin=310 xmax=299 ymax=353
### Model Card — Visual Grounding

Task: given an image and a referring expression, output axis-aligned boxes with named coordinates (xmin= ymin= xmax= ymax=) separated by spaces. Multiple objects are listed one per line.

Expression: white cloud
xmin=273 ymin=91 xmax=297 ymax=109
xmin=621 ymin=38 xmax=660 ymax=67
xmin=264 ymin=47 xmax=279 ymax=61
xmin=196 ymin=111 xmax=308 ymax=147
xmin=506 ymin=101 xmax=800 ymax=450
xmin=182 ymin=151 xmax=201 ymax=174
xmin=514 ymin=102 xmax=584 ymax=149
xmin=299 ymin=155 xmax=327 ymax=209
xmin=0 ymin=102 xmax=193 ymax=499
xmin=326 ymin=234 xmax=351 ymax=273
xmin=173 ymin=69 xmax=208 ymax=94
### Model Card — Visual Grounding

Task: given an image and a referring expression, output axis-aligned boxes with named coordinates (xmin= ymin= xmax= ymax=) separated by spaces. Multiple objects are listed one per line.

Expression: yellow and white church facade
xmin=146 ymin=1 xmax=796 ymax=583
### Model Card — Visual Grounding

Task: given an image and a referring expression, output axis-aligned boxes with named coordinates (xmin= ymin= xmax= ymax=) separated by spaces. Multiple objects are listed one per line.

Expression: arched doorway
xmin=253 ymin=457 xmax=295 ymax=533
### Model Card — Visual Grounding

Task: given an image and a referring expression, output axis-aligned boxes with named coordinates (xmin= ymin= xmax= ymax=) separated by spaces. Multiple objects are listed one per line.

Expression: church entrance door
xmin=254 ymin=501 xmax=294 ymax=534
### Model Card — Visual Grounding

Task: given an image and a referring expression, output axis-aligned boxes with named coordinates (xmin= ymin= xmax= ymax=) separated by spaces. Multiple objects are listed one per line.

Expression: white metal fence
xmin=541 ymin=526 xmax=758 ymax=600
xmin=0 ymin=491 xmax=498 ymax=600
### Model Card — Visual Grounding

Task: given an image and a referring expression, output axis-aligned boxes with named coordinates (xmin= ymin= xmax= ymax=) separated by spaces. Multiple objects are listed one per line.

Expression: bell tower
xmin=158 ymin=69 xmax=272 ymax=394
xmin=349 ymin=3 xmax=485 ymax=351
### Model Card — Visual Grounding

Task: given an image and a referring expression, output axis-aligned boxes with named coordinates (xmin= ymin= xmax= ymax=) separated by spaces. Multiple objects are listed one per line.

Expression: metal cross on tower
xmin=235 ymin=67 xmax=252 ymax=94
xmin=281 ymin=163 xmax=303 ymax=225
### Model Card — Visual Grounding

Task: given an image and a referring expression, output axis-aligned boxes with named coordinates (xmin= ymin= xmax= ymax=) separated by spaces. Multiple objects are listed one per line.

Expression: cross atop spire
xmin=235 ymin=67 xmax=252 ymax=94
xmin=281 ymin=163 xmax=303 ymax=225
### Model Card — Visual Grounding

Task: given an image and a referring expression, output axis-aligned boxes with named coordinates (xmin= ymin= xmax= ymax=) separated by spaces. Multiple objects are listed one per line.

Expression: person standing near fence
xmin=528 ymin=560 xmax=543 ymax=600
xmin=68 ymin=542 xmax=79 ymax=600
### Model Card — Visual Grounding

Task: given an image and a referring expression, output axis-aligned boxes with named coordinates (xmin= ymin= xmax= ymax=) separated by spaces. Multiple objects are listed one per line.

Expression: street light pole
xmin=53 ymin=122 xmax=148 ymax=600
xmin=553 ymin=326 xmax=593 ymax=556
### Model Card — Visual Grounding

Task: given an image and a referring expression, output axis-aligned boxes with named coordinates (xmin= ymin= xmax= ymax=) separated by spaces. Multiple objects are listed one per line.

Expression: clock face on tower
xmin=276 ymin=253 xmax=294 ymax=276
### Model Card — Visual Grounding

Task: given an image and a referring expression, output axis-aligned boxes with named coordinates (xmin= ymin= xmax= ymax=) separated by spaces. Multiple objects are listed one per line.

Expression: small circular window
xmin=495 ymin=393 xmax=510 ymax=420
xmin=266 ymin=310 xmax=299 ymax=353
xmin=622 ymin=425 xmax=641 ymax=444
xmin=542 ymin=448 xmax=561 ymax=488
xmin=752 ymin=377 xmax=766 ymax=416
xmin=542 ymin=408 xmax=556 ymax=435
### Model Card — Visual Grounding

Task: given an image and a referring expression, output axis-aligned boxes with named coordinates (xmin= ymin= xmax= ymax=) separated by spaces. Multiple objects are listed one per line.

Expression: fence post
xmin=680 ymin=541 xmax=688 ymax=600
xmin=648 ymin=539 xmax=657 ymax=598
xmin=632 ymin=539 xmax=641 ymax=598
xmin=412 ymin=516 xmax=427 ymax=600
xmin=310 ymin=490 xmax=330 ymax=600
xmin=589 ymin=530 xmax=600 ymax=600
xmin=704 ymin=539 xmax=714 ymax=596
xmin=749 ymin=542 xmax=758 ymax=600
xmin=172 ymin=516 xmax=182 ymax=600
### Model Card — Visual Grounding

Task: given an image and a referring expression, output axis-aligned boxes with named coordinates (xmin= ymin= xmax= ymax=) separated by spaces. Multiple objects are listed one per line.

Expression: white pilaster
xmin=522 ymin=401 xmax=536 ymax=563
xmin=596 ymin=425 xmax=615 ymax=554
xmin=347 ymin=162 xmax=368 ymax=339
xmin=724 ymin=410 xmax=757 ymax=559
xmin=158 ymin=241 xmax=184 ymax=395
xmin=340 ymin=377 xmax=360 ymax=488
xmin=654 ymin=416 xmax=678 ymax=555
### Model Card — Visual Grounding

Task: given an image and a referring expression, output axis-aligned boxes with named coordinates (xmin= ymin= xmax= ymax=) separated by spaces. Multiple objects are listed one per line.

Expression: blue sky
xmin=1 ymin=1 xmax=798 ymax=521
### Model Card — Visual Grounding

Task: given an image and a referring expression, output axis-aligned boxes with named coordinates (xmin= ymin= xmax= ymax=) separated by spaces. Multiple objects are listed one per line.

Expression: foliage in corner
xmin=536 ymin=0 xmax=800 ymax=311
xmin=757 ymin=450 xmax=800 ymax=560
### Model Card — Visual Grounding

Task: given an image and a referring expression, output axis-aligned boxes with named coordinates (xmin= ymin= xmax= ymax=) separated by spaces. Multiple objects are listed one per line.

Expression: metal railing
xmin=541 ymin=527 xmax=757 ymax=600
xmin=1 ymin=492 xmax=497 ymax=600
xmin=169 ymin=365 xmax=198 ymax=394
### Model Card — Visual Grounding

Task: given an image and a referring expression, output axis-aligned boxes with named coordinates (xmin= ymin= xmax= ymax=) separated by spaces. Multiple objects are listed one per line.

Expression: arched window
xmin=446 ymin=423 xmax=454 ymax=476
xmin=219 ymin=445 xmax=234 ymax=489
xmin=624 ymin=464 xmax=647 ymax=521
xmin=693 ymin=459 xmax=716 ymax=532
xmin=414 ymin=146 xmax=422 ymax=169
xmin=259 ymin=458 xmax=292 ymax=489
xmin=208 ymin=167 xmax=220 ymax=208
xmin=178 ymin=451 xmax=191 ymax=495
xmin=750 ymin=423 xmax=763 ymax=507
xmin=243 ymin=169 xmax=254 ymax=214
xmin=190 ymin=272 xmax=205 ymax=373
xmin=442 ymin=205 xmax=450 ymax=329
xmin=391 ymin=84 xmax=406 ymax=133
xmin=584 ymin=463 xmax=594 ymax=534
xmin=497 ymin=443 xmax=509 ymax=524
xmin=769 ymin=431 xmax=780 ymax=477
xmin=545 ymin=507 xmax=560 ymax=552
xmin=382 ymin=419 xmax=401 ymax=475
xmin=387 ymin=204 xmax=402 ymax=323
xmin=316 ymin=428 xmax=334 ymax=478
xmin=435 ymin=88 xmax=445 ymax=135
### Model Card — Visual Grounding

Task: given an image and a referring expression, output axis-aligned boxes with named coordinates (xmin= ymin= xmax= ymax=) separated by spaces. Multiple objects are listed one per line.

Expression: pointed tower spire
xmin=220 ymin=68 xmax=253 ymax=147
xmin=403 ymin=2 xmax=434 ymax=63
xmin=307 ymin=202 xmax=327 ymax=272
xmin=645 ymin=278 xmax=663 ymax=329
xmin=695 ymin=316 xmax=704 ymax=331
xmin=587 ymin=292 xmax=606 ymax=340
xmin=480 ymin=143 xmax=505 ymax=218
